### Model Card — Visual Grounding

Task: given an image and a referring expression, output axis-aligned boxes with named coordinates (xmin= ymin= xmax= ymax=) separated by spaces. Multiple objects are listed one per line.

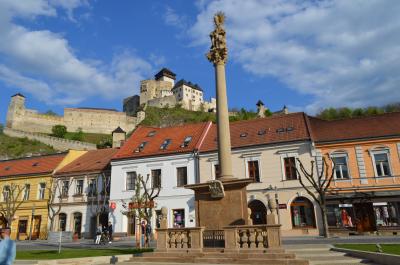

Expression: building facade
xmin=0 ymin=152 xmax=83 ymax=240
xmin=309 ymin=113 xmax=400 ymax=235
xmin=198 ymin=113 xmax=323 ymax=236
xmin=109 ymin=122 xmax=212 ymax=237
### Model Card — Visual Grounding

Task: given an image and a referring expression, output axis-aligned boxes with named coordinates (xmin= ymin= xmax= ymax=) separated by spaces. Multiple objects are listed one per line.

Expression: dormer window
xmin=147 ymin=131 xmax=156 ymax=137
xmin=240 ymin=133 xmax=248 ymax=138
xmin=276 ymin=128 xmax=285 ymax=133
xmin=258 ymin=129 xmax=266 ymax=135
xmin=160 ymin=139 xmax=171 ymax=150
xmin=181 ymin=136 xmax=192 ymax=147
xmin=286 ymin=127 xmax=294 ymax=132
xmin=135 ymin=141 xmax=147 ymax=152
xmin=32 ymin=162 xmax=39 ymax=167
xmin=5 ymin=166 xmax=11 ymax=171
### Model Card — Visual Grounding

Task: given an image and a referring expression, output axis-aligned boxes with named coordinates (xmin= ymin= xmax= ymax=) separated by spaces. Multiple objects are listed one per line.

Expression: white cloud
xmin=0 ymin=0 xmax=153 ymax=106
xmin=189 ymin=0 xmax=400 ymax=112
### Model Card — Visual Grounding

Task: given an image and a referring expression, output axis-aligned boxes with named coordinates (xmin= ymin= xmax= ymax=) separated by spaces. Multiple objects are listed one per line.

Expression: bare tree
xmin=121 ymin=173 xmax=160 ymax=248
xmin=0 ymin=183 xmax=26 ymax=227
xmin=47 ymin=178 xmax=70 ymax=232
xmin=296 ymin=157 xmax=335 ymax=238
xmin=89 ymin=173 xmax=110 ymax=229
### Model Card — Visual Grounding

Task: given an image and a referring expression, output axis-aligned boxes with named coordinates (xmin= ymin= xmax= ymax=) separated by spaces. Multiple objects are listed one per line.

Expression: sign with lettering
xmin=278 ymin=203 xmax=287 ymax=209
xmin=129 ymin=201 xmax=155 ymax=209
xmin=208 ymin=180 xmax=225 ymax=199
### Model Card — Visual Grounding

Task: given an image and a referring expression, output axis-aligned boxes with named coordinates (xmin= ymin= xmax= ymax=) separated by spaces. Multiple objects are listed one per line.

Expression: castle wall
xmin=3 ymin=128 xmax=97 ymax=151
xmin=147 ymin=95 xmax=177 ymax=108
xmin=64 ymin=108 xmax=137 ymax=134
xmin=11 ymin=110 xmax=64 ymax=134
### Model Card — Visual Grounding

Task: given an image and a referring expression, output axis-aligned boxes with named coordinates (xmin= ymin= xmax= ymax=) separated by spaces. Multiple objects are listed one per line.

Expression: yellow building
xmin=0 ymin=150 xmax=86 ymax=240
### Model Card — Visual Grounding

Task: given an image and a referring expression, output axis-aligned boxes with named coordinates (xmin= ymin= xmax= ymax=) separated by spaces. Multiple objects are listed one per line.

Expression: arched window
xmin=248 ymin=200 xmax=267 ymax=225
xmin=291 ymin=197 xmax=316 ymax=228
xmin=59 ymin=213 xmax=67 ymax=231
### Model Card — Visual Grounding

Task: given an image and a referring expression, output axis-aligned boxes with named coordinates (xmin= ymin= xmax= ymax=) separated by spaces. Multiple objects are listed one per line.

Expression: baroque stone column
xmin=207 ymin=12 xmax=233 ymax=180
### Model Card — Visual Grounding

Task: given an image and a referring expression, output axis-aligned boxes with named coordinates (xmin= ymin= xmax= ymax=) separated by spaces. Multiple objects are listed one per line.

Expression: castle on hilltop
xmin=5 ymin=68 xmax=217 ymax=136
xmin=123 ymin=68 xmax=216 ymax=115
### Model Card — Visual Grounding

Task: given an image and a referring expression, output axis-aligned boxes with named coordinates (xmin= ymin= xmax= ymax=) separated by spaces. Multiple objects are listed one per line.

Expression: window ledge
xmin=282 ymin=179 xmax=299 ymax=182
xmin=334 ymin=179 xmax=352 ymax=182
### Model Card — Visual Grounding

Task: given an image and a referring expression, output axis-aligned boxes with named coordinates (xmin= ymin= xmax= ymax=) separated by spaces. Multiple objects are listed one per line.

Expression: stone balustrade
xmin=156 ymin=224 xmax=281 ymax=253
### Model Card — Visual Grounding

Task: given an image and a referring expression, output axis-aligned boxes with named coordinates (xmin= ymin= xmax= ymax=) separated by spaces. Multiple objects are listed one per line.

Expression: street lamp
xmin=29 ymin=204 xmax=36 ymax=240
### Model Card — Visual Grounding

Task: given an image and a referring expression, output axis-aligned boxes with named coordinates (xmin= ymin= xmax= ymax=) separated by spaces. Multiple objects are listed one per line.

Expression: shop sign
xmin=373 ymin=202 xmax=387 ymax=206
xmin=339 ymin=204 xmax=352 ymax=207
xmin=129 ymin=201 xmax=155 ymax=209
xmin=278 ymin=203 xmax=287 ymax=209
xmin=110 ymin=202 xmax=116 ymax=210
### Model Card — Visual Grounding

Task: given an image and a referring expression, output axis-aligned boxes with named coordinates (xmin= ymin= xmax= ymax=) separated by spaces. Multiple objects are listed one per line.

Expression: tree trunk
xmin=320 ymin=204 xmax=330 ymax=238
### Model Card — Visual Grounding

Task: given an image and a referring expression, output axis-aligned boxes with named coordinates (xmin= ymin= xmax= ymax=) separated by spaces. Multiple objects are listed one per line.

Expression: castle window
xmin=160 ymin=139 xmax=171 ymax=150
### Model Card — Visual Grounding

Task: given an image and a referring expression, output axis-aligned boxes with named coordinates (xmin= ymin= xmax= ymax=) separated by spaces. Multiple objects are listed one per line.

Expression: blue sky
xmin=1 ymin=0 xmax=400 ymax=125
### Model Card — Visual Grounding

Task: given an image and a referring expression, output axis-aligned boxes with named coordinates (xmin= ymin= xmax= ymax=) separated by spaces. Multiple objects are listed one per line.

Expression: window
xmin=173 ymin=209 xmax=185 ymax=228
xmin=291 ymin=197 xmax=316 ymax=228
xmin=23 ymin=184 xmax=30 ymax=200
xmin=135 ymin=142 xmax=147 ymax=152
xmin=373 ymin=152 xmax=391 ymax=176
xmin=181 ymin=136 xmax=192 ymax=147
xmin=147 ymin=131 xmax=156 ymax=137
xmin=177 ymin=167 xmax=188 ymax=187
xmin=75 ymin=179 xmax=84 ymax=195
xmin=61 ymin=180 xmax=69 ymax=197
xmin=332 ymin=155 xmax=350 ymax=179
xmin=59 ymin=213 xmax=67 ymax=231
xmin=248 ymin=160 xmax=260 ymax=182
xmin=38 ymin=183 xmax=46 ymax=199
xmin=284 ymin=157 xmax=297 ymax=180
xmin=3 ymin=185 xmax=10 ymax=201
xmin=88 ymin=179 xmax=97 ymax=196
xmin=160 ymin=139 xmax=171 ymax=150
xmin=126 ymin=172 xmax=137 ymax=190
xmin=152 ymin=169 xmax=162 ymax=188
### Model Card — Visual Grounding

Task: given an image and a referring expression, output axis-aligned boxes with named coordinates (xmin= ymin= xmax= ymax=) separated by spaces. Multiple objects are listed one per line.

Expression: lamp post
xmin=29 ymin=204 xmax=36 ymax=240
xmin=274 ymin=187 xmax=281 ymax=225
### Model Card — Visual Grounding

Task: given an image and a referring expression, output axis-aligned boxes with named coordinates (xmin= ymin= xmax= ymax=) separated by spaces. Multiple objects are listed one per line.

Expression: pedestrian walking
xmin=95 ymin=224 xmax=102 ymax=244
xmin=0 ymin=227 xmax=16 ymax=265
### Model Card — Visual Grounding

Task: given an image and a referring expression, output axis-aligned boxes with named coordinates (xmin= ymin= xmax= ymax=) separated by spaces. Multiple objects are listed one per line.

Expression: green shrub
xmin=52 ymin=125 xmax=67 ymax=138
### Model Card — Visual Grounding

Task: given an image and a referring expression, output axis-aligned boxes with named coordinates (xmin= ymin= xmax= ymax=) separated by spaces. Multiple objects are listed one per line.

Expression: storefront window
xmin=373 ymin=202 xmax=400 ymax=227
xmin=59 ymin=213 xmax=67 ymax=231
xmin=327 ymin=204 xmax=356 ymax=228
xmin=173 ymin=209 xmax=185 ymax=228
xmin=290 ymin=197 xmax=316 ymax=228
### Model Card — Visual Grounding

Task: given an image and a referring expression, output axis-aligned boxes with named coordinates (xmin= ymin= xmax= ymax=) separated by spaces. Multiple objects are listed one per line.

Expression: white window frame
xmin=330 ymin=152 xmax=352 ymax=181
xmin=243 ymin=155 xmax=262 ymax=183
xmin=125 ymin=171 xmax=137 ymax=191
xmin=23 ymin=184 xmax=30 ymax=200
xmin=279 ymin=153 xmax=299 ymax=181
xmin=75 ymin=179 xmax=84 ymax=195
xmin=38 ymin=182 xmax=46 ymax=200
xmin=371 ymin=149 xmax=392 ymax=177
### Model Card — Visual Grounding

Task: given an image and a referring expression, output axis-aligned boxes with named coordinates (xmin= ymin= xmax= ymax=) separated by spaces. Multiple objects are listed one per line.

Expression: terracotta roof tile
xmin=200 ymin=112 xmax=311 ymax=152
xmin=55 ymin=148 xmax=118 ymax=175
xmin=0 ymin=153 xmax=67 ymax=177
xmin=308 ymin=112 xmax=400 ymax=143
xmin=113 ymin=122 xmax=212 ymax=160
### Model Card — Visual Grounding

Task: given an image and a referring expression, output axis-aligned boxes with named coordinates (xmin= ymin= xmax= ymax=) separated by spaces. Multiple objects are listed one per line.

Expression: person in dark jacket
xmin=107 ymin=221 xmax=113 ymax=243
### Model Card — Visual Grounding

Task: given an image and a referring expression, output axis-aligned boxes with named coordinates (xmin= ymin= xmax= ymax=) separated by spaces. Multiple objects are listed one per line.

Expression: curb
xmin=331 ymin=247 xmax=400 ymax=265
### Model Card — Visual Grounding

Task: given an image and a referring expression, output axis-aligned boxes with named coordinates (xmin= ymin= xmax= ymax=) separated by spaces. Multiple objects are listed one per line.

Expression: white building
xmin=52 ymin=148 xmax=118 ymax=238
xmin=109 ymin=122 xmax=212 ymax=237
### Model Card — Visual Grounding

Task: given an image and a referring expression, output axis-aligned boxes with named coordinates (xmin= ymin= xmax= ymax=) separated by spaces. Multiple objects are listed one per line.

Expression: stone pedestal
xmin=186 ymin=179 xmax=253 ymax=229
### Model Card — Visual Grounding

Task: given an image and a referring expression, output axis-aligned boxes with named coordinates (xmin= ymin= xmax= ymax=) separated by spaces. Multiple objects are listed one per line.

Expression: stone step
xmin=129 ymin=257 xmax=309 ymax=265
xmin=309 ymin=259 xmax=372 ymax=265
xmin=284 ymin=244 xmax=332 ymax=250
xmin=143 ymin=252 xmax=296 ymax=259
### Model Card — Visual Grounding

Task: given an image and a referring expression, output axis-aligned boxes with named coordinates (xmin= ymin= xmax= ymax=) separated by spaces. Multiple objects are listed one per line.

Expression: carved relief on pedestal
xmin=206 ymin=12 xmax=228 ymax=65
xmin=208 ymin=180 xmax=225 ymax=198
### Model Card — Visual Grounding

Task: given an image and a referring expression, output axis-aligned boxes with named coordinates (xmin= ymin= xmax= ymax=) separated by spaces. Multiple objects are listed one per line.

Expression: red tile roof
xmin=199 ymin=112 xmax=311 ymax=152
xmin=55 ymin=148 xmax=118 ymax=176
xmin=308 ymin=112 xmax=400 ymax=143
xmin=0 ymin=153 xmax=67 ymax=178
xmin=113 ymin=122 xmax=212 ymax=160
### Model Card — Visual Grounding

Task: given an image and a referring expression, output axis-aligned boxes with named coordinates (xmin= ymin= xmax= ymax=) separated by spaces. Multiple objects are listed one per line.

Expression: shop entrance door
xmin=32 ymin=216 xmax=41 ymax=239
xmin=354 ymin=203 xmax=375 ymax=232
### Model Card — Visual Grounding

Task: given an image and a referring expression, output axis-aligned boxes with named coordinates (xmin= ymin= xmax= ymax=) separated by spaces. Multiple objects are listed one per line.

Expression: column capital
xmin=206 ymin=12 xmax=228 ymax=65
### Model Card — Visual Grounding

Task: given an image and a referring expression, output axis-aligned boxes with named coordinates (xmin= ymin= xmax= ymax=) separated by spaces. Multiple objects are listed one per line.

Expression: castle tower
xmin=154 ymin=68 xmax=176 ymax=86
xmin=6 ymin=93 xmax=25 ymax=128
xmin=112 ymin=127 xmax=126 ymax=148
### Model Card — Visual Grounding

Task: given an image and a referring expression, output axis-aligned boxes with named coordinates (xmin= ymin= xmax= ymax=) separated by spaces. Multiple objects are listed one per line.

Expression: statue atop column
xmin=207 ymin=12 xmax=228 ymax=65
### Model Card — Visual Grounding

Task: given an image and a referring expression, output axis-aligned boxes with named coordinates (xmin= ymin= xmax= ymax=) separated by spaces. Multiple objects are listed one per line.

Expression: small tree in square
xmin=0 ymin=183 xmax=26 ymax=227
xmin=295 ymin=157 xmax=335 ymax=238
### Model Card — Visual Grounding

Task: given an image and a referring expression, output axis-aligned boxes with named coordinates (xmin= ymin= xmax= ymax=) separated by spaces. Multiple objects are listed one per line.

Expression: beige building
xmin=138 ymin=68 xmax=216 ymax=112
xmin=198 ymin=113 xmax=323 ymax=236
xmin=6 ymin=93 xmax=139 ymax=135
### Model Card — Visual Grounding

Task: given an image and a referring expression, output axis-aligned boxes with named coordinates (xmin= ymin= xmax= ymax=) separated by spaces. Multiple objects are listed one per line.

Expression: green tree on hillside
xmin=52 ymin=125 xmax=67 ymax=138
xmin=317 ymin=103 xmax=400 ymax=120
xmin=71 ymin=128 xmax=84 ymax=141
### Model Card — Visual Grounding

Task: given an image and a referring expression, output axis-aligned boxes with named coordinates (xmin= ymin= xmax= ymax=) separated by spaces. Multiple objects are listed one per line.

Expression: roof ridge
xmin=0 ymin=152 xmax=67 ymax=163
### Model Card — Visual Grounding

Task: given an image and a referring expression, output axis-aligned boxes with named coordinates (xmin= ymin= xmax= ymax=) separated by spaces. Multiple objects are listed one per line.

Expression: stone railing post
xmin=189 ymin=227 xmax=205 ymax=252
xmin=223 ymin=226 xmax=239 ymax=251
xmin=155 ymin=229 xmax=168 ymax=252
xmin=266 ymin=225 xmax=282 ymax=248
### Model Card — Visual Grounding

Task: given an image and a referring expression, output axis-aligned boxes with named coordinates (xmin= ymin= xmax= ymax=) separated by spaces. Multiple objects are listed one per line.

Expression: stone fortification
xmin=3 ymin=128 xmax=96 ymax=151
xmin=6 ymin=93 xmax=141 ymax=135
